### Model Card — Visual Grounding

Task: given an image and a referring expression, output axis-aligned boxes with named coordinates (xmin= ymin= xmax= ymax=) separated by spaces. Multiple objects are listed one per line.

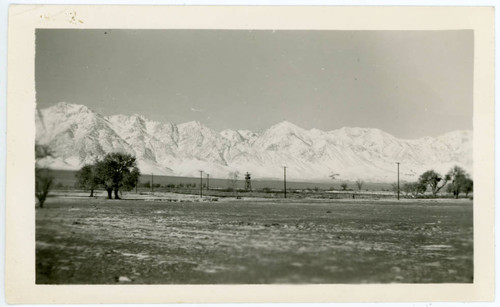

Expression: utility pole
xmin=135 ymin=177 xmax=138 ymax=194
xmin=200 ymin=170 xmax=203 ymax=198
xmin=151 ymin=173 xmax=153 ymax=193
xmin=206 ymin=173 xmax=209 ymax=191
xmin=396 ymin=162 xmax=400 ymax=200
xmin=283 ymin=166 xmax=287 ymax=199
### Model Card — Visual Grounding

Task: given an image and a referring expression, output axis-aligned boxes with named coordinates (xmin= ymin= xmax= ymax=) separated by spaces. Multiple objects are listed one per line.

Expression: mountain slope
xmin=35 ymin=102 xmax=472 ymax=182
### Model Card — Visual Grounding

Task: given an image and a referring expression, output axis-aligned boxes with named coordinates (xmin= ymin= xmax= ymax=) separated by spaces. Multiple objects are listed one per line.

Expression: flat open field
xmin=36 ymin=195 xmax=473 ymax=284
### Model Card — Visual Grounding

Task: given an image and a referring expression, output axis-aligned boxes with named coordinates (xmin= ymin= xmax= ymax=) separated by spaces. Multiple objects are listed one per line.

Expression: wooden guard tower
xmin=244 ymin=172 xmax=252 ymax=191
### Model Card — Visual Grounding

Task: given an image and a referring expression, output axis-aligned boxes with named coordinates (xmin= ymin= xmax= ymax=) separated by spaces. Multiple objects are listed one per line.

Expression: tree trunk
xmin=431 ymin=184 xmax=437 ymax=198
xmin=114 ymin=188 xmax=121 ymax=199
xmin=89 ymin=188 xmax=94 ymax=197
xmin=106 ymin=188 xmax=113 ymax=199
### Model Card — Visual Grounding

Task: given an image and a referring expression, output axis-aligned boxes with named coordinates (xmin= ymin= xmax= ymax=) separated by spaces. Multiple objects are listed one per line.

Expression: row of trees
xmin=75 ymin=153 xmax=140 ymax=199
xmin=401 ymin=166 xmax=473 ymax=198
xmin=36 ymin=146 xmax=141 ymax=206
xmin=142 ymin=182 xmax=206 ymax=189
xmin=338 ymin=180 xmax=364 ymax=191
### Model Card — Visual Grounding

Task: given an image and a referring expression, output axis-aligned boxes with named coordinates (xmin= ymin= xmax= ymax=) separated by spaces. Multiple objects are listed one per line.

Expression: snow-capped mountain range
xmin=35 ymin=102 xmax=472 ymax=182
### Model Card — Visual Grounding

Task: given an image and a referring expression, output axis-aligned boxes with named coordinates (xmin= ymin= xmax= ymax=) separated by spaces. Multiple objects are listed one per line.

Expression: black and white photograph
xmin=4 ymin=4 xmax=495 ymax=304
xmin=34 ymin=28 xmax=474 ymax=284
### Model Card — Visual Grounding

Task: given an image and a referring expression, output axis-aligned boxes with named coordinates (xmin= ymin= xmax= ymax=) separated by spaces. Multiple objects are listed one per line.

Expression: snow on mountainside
xmin=35 ymin=102 xmax=472 ymax=182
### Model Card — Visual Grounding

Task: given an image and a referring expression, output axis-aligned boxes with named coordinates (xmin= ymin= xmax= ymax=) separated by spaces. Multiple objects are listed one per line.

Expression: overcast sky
xmin=36 ymin=29 xmax=473 ymax=139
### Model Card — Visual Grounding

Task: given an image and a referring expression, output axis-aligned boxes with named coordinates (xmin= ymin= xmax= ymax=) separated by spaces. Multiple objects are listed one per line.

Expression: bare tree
xmin=75 ymin=163 xmax=100 ymax=197
xmin=446 ymin=165 xmax=471 ymax=199
xmin=402 ymin=182 xmax=427 ymax=198
xmin=462 ymin=178 xmax=473 ymax=198
xmin=355 ymin=179 xmax=364 ymax=191
xmin=418 ymin=170 xmax=450 ymax=198
xmin=35 ymin=144 xmax=54 ymax=208
xmin=340 ymin=182 xmax=348 ymax=191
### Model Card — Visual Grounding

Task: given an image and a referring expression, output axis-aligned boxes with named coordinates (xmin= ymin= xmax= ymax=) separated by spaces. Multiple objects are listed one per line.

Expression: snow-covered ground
xmin=50 ymin=190 xmax=219 ymax=202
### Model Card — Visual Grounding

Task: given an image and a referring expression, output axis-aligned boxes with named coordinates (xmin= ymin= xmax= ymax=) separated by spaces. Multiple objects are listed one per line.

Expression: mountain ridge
xmin=35 ymin=102 xmax=472 ymax=182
